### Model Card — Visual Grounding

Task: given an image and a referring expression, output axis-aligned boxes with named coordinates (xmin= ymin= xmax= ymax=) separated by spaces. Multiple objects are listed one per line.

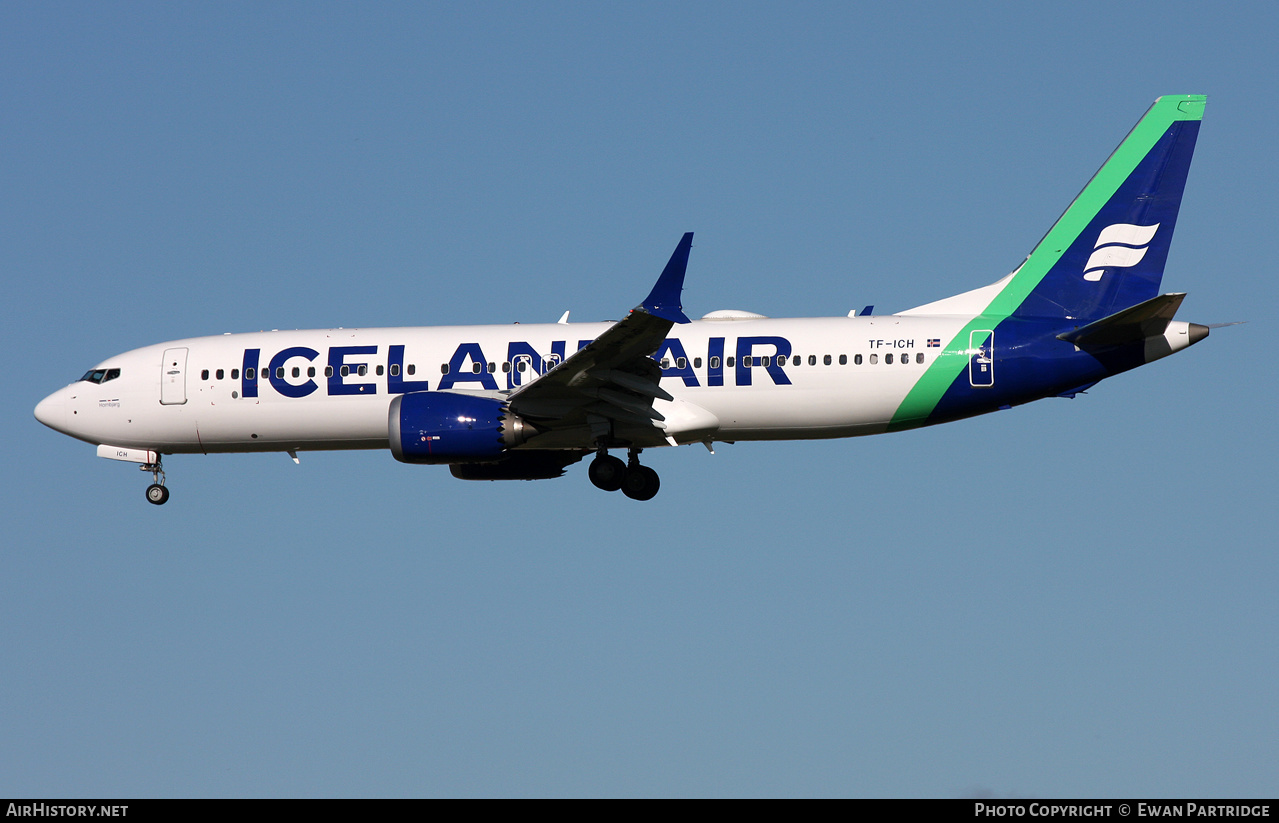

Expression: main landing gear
xmin=141 ymin=457 xmax=169 ymax=505
xmin=588 ymin=447 xmax=660 ymax=501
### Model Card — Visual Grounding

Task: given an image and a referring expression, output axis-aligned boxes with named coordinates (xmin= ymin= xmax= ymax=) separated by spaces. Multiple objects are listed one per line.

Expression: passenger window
xmin=201 ymin=369 xmax=210 ymax=380
xmin=216 ymin=369 xmax=224 ymax=380
xmin=408 ymin=364 xmax=416 ymax=375
xmin=340 ymin=365 xmax=349 ymax=377
xmin=823 ymin=355 xmax=831 ymax=366
xmin=916 ymin=353 xmax=924 ymax=364
xmin=390 ymin=364 xmax=400 ymax=377
xmin=726 ymin=356 xmax=735 ymax=368
xmin=886 ymin=353 xmax=894 ymax=364
xmin=517 ymin=361 xmax=527 ymax=372
xmin=502 ymin=362 xmax=511 ymax=373
xmin=808 ymin=355 xmax=816 ymax=366
xmin=231 ymin=369 xmax=239 ymax=380
xmin=247 ymin=368 xmax=256 ymax=380
xmin=694 ymin=357 xmax=703 ymax=369
xmin=760 ymin=355 xmax=770 ymax=367
xmin=325 ymin=366 xmax=334 ymax=378
xmin=854 ymin=354 xmax=863 ymax=365
xmin=488 ymin=362 xmax=496 ymax=373
xmin=291 ymin=367 xmax=300 ymax=378
xmin=710 ymin=356 xmax=720 ymax=369
xmin=307 ymin=366 xmax=316 ymax=378
xmin=472 ymin=362 xmax=481 ymax=374
xmin=838 ymin=355 xmax=847 ymax=366
xmin=441 ymin=363 xmax=449 ymax=374
xmin=676 ymin=357 xmax=687 ymax=369
xmin=359 ymin=365 xmax=368 ymax=377
xmin=376 ymin=365 xmax=384 ymax=376
xmin=661 ymin=358 xmax=670 ymax=369
xmin=869 ymin=354 xmax=877 ymax=365
xmin=276 ymin=367 xmax=284 ymax=379
xmin=793 ymin=356 xmax=801 ymax=366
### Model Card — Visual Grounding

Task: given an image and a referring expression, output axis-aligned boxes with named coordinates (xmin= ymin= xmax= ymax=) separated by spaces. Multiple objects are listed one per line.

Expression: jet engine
xmin=389 ymin=392 xmax=536 ymax=464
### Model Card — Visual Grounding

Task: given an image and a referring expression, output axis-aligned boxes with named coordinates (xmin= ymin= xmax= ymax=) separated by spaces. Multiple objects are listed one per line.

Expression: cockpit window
xmin=79 ymin=368 xmax=121 ymax=384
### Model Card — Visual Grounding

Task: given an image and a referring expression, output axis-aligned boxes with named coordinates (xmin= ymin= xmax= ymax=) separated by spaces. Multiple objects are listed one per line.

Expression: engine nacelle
xmin=389 ymin=392 xmax=535 ymax=464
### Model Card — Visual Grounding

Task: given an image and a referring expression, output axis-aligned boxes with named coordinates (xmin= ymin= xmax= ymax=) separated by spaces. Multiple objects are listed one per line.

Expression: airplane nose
xmin=34 ymin=392 xmax=65 ymax=431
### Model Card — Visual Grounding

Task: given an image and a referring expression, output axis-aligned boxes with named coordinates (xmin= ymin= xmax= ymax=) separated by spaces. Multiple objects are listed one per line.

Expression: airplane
xmin=35 ymin=94 xmax=1211 ymax=504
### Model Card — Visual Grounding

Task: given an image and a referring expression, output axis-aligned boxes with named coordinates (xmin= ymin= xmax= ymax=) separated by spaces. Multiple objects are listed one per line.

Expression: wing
xmin=507 ymin=233 xmax=699 ymax=448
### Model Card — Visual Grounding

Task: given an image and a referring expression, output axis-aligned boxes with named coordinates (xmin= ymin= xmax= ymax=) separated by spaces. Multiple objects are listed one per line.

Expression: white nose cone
xmin=34 ymin=392 xmax=65 ymax=432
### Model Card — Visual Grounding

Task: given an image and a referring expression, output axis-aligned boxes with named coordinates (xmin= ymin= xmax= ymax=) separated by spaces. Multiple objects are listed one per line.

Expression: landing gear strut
xmin=141 ymin=457 xmax=169 ymax=505
xmin=587 ymin=446 xmax=660 ymax=500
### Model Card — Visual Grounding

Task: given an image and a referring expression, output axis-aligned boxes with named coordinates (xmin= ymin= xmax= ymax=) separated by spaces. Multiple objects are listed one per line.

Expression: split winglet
xmin=637 ymin=232 xmax=693 ymax=324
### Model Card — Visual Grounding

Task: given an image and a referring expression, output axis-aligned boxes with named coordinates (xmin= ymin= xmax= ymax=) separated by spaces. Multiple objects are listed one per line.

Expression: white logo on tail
xmin=1083 ymin=223 xmax=1160 ymax=281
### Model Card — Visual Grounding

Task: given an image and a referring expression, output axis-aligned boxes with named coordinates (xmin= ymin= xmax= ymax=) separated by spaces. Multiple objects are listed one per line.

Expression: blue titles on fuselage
xmin=240 ymin=337 xmax=796 ymax=398
xmin=328 ymin=346 xmax=377 ymax=395
xmin=268 ymin=346 xmax=321 ymax=398
xmin=735 ymin=336 xmax=792 ymax=387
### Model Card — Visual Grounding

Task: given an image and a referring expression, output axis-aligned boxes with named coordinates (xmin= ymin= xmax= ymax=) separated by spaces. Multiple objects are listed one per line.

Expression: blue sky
xmin=3 ymin=1 xmax=1276 ymax=797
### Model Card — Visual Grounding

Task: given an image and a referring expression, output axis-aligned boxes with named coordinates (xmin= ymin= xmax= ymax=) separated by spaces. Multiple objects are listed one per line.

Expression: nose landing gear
xmin=141 ymin=458 xmax=169 ymax=505
xmin=587 ymin=446 xmax=660 ymax=500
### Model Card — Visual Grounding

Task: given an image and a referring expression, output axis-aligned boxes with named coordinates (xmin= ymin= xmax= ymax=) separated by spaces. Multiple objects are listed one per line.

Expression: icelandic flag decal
xmin=927 ymin=339 xmax=941 ymax=347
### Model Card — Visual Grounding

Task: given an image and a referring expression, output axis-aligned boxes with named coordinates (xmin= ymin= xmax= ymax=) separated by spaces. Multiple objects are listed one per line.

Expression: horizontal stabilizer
xmin=1057 ymin=293 xmax=1187 ymax=348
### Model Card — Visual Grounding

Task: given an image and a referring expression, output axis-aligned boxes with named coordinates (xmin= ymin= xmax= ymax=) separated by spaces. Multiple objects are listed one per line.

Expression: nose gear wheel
xmin=140 ymin=458 xmax=169 ymax=505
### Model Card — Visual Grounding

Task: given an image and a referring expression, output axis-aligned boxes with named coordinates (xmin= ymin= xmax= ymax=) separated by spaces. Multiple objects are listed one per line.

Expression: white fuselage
xmin=35 ymin=314 xmax=976 ymax=455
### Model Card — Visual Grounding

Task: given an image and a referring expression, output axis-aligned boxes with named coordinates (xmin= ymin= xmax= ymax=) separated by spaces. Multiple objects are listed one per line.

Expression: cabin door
xmin=969 ymin=331 xmax=994 ymax=388
xmin=160 ymin=347 xmax=189 ymax=405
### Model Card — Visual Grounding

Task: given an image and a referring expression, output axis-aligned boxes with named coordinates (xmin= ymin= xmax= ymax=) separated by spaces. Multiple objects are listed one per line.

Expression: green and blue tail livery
xmin=892 ymin=95 xmax=1207 ymax=430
